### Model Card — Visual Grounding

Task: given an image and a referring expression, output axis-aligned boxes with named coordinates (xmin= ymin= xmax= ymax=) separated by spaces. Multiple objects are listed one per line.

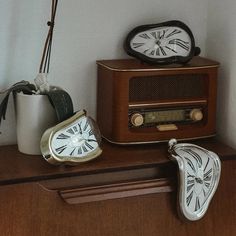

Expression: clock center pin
xmin=69 ymin=135 xmax=84 ymax=147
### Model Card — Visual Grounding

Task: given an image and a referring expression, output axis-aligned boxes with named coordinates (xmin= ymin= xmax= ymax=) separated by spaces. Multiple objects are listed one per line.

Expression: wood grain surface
xmin=0 ymin=139 xmax=235 ymax=235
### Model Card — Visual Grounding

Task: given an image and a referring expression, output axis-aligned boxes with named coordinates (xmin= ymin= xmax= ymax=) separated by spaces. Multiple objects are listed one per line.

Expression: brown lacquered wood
xmin=59 ymin=178 xmax=175 ymax=204
xmin=96 ymin=56 xmax=219 ymax=144
xmin=0 ymin=138 xmax=235 ymax=185
xmin=96 ymin=56 xmax=219 ymax=71
xmin=0 ymin=159 xmax=235 ymax=236
xmin=0 ymin=139 xmax=235 ymax=235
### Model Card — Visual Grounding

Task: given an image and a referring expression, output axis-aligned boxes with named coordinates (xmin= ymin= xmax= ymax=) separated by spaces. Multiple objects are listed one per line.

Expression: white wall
xmin=206 ymin=0 xmax=236 ymax=148
xmin=0 ymin=0 xmax=208 ymax=145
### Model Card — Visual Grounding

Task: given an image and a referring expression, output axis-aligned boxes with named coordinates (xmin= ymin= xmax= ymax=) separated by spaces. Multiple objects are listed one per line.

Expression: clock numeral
xmin=149 ymin=50 xmax=155 ymax=56
xmin=139 ymin=33 xmax=150 ymax=39
xmin=78 ymin=123 xmax=83 ymax=134
xmin=132 ymin=42 xmax=145 ymax=48
xmin=166 ymin=29 xmax=182 ymax=38
xmin=160 ymin=30 xmax=167 ymax=39
xmin=73 ymin=126 xmax=78 ymax=133
xmin=151 ymin=31 xmax=158 ymax=39
xmin=56 ymin=133 xmax=70 ymax=139
xmin=83 ymin=121 xmax=89 ymax=132
xmin=82 ymin=145 xmax=88 ymax=153
xmin=204 ymin=168 xmax=213 ymax=181
xmin=70 ymin=148 xmax=76 ymax=156
xmin=186 ymin=158 xmax=196 ymax=173
xmin=204 ymin=176 xmax=212 ymax=182
xmin=67 ymin=128 xmax=75 ymax=135
xmin=204 ymin=157 xmax=210 ymax=171
xmin=85 ymin=141 xmax=94 ymax=150
xmin=159 ymin=46 xmax=166 ymax=56
xmin=185 ymin=149 xmax=202 ymax=168
xmin=186 ymin=191 xmax=193 ymax=206
xmin=55 ymin=145 xmax=67 ymax=154
xmin=169 ymin=39 xmax=190 ymax=51
xmin=78 ymin=147 xmax=82 ymax=155
xmin=187 ymin=183 xmax=194 ymax=193
xmin=156 ymin=48 xmax=160 ymax=56
xmin=195 ymin=197 xmax=201 ymax=211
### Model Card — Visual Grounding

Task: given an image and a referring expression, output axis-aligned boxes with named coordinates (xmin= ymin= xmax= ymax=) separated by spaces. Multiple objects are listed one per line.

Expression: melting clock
xmin=40 ymin=110 xmax=102 ymax=165
xmin=168 ymin=139 xmax=221 ymax=221
xmin=124 ymin=20 xmax=200 ymax=64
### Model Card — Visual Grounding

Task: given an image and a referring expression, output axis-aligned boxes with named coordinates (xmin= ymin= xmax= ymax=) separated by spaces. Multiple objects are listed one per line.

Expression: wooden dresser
xmin=0 ymin=138 xmax=235 ymax=236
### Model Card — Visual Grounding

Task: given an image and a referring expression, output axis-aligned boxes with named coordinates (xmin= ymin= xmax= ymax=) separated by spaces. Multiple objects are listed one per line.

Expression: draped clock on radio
xmin=124 ymin=20 xmax=200 ymax=64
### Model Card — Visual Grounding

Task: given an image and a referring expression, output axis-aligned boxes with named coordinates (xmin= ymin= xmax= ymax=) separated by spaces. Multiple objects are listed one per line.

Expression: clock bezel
xmin=40 ymin=110 xmax=102 ymax=165
xmin=124 ymin=20 xmax=199 ymax=65
xmin=168 ymin=139 xmax=221 ymax=221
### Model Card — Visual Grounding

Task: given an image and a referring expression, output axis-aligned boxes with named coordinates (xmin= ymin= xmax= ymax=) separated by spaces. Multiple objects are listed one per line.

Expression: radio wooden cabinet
xmin=97 ymin=57 xmax=219 ymax=144
xmin=0 ymin=138 xmax=235 ymax=236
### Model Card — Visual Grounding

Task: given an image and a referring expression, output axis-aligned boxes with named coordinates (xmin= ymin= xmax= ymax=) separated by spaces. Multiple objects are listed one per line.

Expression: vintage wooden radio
xmin=96 ymin=56 xmax=219 ymax=144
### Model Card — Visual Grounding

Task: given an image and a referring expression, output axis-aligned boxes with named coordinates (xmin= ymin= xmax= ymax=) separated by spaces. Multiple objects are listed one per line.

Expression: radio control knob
xmin=130 ymin=113 xmax=144 ymax=127
xmin=190 ymin=109 xmax=203 ymax=121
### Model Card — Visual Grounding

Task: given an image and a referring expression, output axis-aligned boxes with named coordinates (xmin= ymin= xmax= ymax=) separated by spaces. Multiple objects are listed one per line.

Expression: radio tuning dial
xmin=131 ymin=113 xmax=144 ymax=127
xmin=190 ymin=109 xmax=203 ymax=121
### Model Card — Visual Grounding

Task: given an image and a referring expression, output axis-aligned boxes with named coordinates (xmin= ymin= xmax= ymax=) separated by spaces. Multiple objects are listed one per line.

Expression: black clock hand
xmin=165 ymin=46 xmax=177 ymax=54
xmin=169 ymin=39 xmax=190 ymax=51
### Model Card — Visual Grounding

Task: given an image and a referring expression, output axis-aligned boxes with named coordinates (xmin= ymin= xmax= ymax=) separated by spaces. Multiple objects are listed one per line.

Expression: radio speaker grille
xmin=129 ymin=74 xmax=207 ymax=102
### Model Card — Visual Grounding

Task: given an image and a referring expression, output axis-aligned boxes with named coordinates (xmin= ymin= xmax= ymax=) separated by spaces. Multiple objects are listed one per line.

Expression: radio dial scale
xmin=129 ymin=107 xmax=204 ymax=128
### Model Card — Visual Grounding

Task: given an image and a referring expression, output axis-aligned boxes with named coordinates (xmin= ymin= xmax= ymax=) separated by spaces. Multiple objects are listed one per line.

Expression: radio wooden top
xmin=96 ymin=56 xmax=219 ymax=72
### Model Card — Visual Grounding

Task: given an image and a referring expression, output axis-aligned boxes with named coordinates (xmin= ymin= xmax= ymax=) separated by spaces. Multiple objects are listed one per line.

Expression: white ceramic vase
xmin=15 ymin=92 xmax=57 ymax=155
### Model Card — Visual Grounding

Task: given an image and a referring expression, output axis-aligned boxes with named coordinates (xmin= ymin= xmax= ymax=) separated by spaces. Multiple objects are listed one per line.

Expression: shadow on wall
xmin=206 ymin=18 xmax=236 ymax=147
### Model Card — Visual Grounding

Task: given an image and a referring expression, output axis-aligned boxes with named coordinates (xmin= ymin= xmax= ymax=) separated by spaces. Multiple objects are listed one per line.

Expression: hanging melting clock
xmin=124 ymin=20 xmax=201 ymax=64
xmin=40 ymin=110 xmax=102 ymax=165
xmin=168 ymin=139 xmax=221 ymax=221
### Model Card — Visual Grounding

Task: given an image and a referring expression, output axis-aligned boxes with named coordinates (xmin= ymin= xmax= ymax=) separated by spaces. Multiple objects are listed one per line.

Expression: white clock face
xmin=130 ymin=26 xmax=191 ymax=58
xmin=179 ymin=148 xmax=215 ymax=213
xmin=51 ymin=116 xmax=99 ymax=158
xmin=168 ymin=140 xmax=221 ymax=221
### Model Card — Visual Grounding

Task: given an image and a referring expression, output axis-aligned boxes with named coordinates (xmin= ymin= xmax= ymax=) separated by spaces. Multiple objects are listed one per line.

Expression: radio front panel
xmin=96 ymin=57 xmax=219 ymax=144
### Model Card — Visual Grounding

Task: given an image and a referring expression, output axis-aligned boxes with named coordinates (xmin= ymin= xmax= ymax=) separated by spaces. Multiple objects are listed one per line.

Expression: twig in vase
xmin=39 ymin=0 xmax=58 ymax=74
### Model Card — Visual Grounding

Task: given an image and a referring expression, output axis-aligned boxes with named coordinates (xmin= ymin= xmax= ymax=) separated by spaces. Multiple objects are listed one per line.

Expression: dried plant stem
xmin=39 ymin=0 xmax=58 ymax=74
